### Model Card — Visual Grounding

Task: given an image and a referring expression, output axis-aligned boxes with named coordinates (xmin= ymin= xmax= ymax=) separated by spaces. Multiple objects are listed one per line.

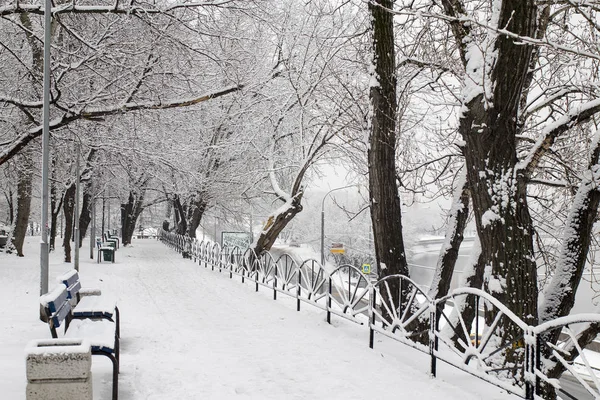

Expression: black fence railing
xmin=159 ymin=230 xmax=600 ymax=400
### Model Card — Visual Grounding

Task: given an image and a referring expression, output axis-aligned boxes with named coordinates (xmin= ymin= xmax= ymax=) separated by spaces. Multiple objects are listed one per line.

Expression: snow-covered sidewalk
xmin=1 ymin=236 xmax=515 ymax=399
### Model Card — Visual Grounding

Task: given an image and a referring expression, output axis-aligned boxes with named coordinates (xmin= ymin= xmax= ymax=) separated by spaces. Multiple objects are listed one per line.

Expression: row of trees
xmin=2 ymin=0 xmax=600 ymax=396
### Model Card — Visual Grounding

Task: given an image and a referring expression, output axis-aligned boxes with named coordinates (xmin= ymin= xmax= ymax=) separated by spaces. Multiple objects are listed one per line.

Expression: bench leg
xmin=115 ymin=306 xmax=121 ymax=338
xmin=115 ymin=332 xmax=120 ymax=371
xmin=92 ymin=351 xmax=119 ymax=400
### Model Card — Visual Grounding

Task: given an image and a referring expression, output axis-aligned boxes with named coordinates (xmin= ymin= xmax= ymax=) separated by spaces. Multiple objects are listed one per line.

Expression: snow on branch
xmin=388 ymin=6 xmax=600 ymax=62
xmin=538 ymin=129 xmax=600 ymax=324
xmin=0 ymin=94 xmax=43 ymax=109
xmin=0 ymin=1 xmax=238 ymax=17
xmin=518 ymin=98 xmax=600 ymax=176
xmin=0 ymin=82 xmax=246 ymax=166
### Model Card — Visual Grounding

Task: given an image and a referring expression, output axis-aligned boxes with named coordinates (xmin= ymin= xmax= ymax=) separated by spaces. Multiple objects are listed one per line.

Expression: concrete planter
xmin=25 ymin=338 xmax=92 ymax=400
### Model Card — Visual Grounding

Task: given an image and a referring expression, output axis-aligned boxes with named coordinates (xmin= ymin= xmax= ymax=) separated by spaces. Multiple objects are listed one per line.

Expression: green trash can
xmin=101 ymin=248 xmax=114 ymax=262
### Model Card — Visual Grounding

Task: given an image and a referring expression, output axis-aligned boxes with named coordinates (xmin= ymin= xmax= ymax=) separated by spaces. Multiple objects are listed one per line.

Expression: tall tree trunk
xmin=442 ymin=0 xmax=539 ymax=329
xmin=443 ymin=244 xmax=487 ymax=349
xmin=12 ymin=158 xmax=33 ymax=257
xmin=49 ymin=156 xmax=63 ymax=252
xmin=428 ymin=171 xmax=470 ymax=299
xmin=121 ymin=191 xmax=145 ymax=246
xmin=533 ymin=135 xmax=600 ymax=397
xmin=77 ymin=149 xmax=97 ymax=246
xmin=11 ymin=12 xmax=43 ymax=257
xmin=4 ymin=186 xmax=14 ymax=224
xmin=101 ymin=196 xmax=106 ymax=236
xmin=186 ymin=197 xmax=208 ymax=238
xmin=62 ymin=184 xmax=76 ymax=263
xmin=172 ymin=195 xmax=187 ymax=236
xmin=78 ymin=185 xmax=92 ymax=246
xmin=368 ymin=0 xmax=409 ymax=314
xmin=253 ymin=193 xmax=303 ymax=255
xmin=462 ymin=0 xmax=539 ymax=328
xmin=49 ymin=193 xmax=63 ymax=252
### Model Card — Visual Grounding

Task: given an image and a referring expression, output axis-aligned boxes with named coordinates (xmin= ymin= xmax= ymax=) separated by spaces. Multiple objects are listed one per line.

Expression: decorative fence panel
xmin=159 ymin=230 xmax=600 ymax=400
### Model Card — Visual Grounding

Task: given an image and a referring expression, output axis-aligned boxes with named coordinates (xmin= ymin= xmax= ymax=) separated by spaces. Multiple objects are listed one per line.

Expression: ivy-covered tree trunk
xmin=367 ymin=0 xmax=410 ymax=310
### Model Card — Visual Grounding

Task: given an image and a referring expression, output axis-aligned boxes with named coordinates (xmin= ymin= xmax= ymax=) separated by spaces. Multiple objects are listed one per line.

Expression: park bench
xmin=104 ymin=231 xmax=120 ymax=249
xmin=40 ymin=285 xmax=120 ymax=400
xmin=97 ymin=238 xmax=116 ymax=263
xmin=58 ymin=269 xmax=120 ymax=338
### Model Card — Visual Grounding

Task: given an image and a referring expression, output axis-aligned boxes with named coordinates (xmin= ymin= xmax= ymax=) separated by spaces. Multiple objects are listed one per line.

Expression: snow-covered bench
xmin=58 ymin=269 xmax=120 ymax=338
xmin=97 ymin=241 xmax=116 ymax=263
xmin=40 ymin=285 xmax=120 ymax=400
xmin=105 ymin=231 xmax=120 ymax=249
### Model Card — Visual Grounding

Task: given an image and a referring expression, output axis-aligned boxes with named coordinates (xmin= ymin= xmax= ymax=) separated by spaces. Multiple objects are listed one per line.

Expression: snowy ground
xmin=0 ymin=236 xmax=517 ymax=399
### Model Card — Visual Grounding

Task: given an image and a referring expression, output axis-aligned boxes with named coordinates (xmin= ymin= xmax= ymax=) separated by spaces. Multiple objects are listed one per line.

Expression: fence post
xmin=273 ymin=264 xmax=278 ymax=301
xmin=523 ymin=326 xmax=537 ymax=400
xmin=297 ymin=270 xmax=302 ymax=312
xmin=327 ymin=276 xmax=332 ymax=324
xmin=255 ymin=261 xmax=259 ymax=292
xmin=535 ymin=333 xmax=541 ymax=397
xmin=429 ymin=303 xmax=437 ymax=378
xmin=369 ymin=286 xmax=375 ymax=349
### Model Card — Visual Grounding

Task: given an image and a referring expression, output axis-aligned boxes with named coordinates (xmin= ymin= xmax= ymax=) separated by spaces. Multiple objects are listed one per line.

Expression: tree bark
xmin=78 ymin=185 xmax=92 ymax=246
xmin=465 ymin=0 xmax=538 ymax=328
xmin=186 ymin=197 xmax=208 ymax=238
xmin=121 ymin=191 xmax=145 ymax=246
xmin=253 ymin=193 xmax=303 ymax=255
xmin=12 ymin=159 xmax=33 ymax=257
xmin=368 ymin=0 xmax=410 ymax=315
xmin=3 ymin=186 xmax=14 ymax=224
xmin=428 ymin=171 xmax=470 ymax=299
xmin=172 ymin=195 xmax=187 ymax=236
xmin=49 ymin=187 xmax=64 ymax=252
xmin=49 ymin=156 xmax=60 ymax=252
xmin=62 ymin=184 xmax=76 ymax=263
xmin=442 ymin=0 xmax=539 ymax=330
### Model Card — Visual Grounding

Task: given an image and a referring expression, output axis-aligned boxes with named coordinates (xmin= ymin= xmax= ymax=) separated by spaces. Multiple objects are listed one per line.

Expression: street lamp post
xmin=74 ymin=144 xmax=80 ymax=271
xmin=40 ymin=0 xmax=52 ymax=295
xmin=320 ymin=185 xmax=356 ymax=266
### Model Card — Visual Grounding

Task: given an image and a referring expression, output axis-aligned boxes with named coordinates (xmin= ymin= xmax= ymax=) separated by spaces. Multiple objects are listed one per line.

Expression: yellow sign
xmin=362 ymin=264 xmax=371 ymax=274
xmin=330 ymin=243 xmax=344 ymax=254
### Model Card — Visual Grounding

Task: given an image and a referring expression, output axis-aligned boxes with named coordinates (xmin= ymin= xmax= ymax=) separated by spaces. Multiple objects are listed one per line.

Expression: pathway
xmin=1 ymin=237 xmax=515 ymax=399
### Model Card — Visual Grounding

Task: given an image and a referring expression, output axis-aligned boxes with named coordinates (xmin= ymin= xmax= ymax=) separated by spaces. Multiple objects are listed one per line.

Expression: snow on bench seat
xmin=58 ymin=269 xmax=120 ymax=337
xmin=65 ymin=318 xmax=117 ymax=354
